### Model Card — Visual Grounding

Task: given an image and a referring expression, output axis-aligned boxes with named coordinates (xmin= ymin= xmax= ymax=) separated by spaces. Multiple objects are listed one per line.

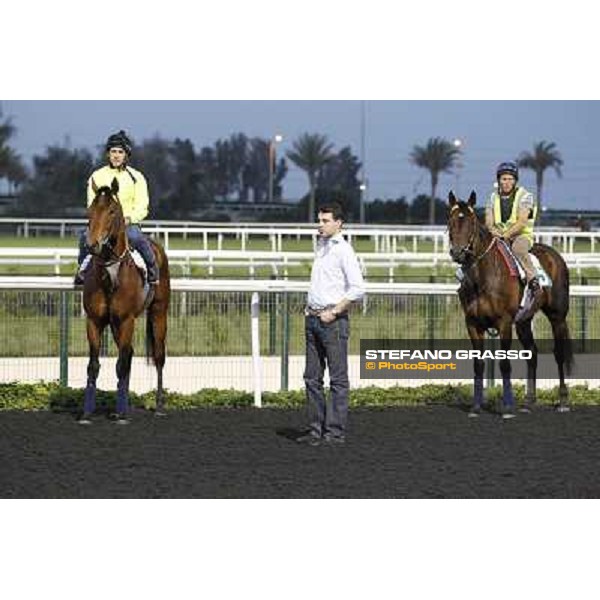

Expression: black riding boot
xmin=74 ymin=230 xmax=90 ymax=286
xmin=515 ymin=277 xmax=543 ymax=323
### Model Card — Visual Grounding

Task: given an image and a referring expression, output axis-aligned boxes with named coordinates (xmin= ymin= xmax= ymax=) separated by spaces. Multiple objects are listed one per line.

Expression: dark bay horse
xmin=80 ymin=178 xmax=170 ymax=424
xmin=447 ymin=191 xmax=572 ymax=418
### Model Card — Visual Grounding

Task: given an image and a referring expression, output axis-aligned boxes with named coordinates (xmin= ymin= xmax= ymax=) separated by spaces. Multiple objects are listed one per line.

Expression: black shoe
xmin=147 ymin=270 xmax=159 ymax=286
xmin=146 ymin=265 xmax=159 ymax=286
xmin=296 ymin=432 xmax=321 ymax=446
xmin=74 ymin=272 xmax=85 ymax=286
xmin=529 ymin=277 xmax=543 ymax=299
xmin=322 ymin=433 xmax=346 ymax=445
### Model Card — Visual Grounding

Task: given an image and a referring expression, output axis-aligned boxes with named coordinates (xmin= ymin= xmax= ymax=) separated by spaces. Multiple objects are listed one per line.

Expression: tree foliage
xmin=517 ymin=140 xmax=563 ymax=206
xmin=410 ymin=137 xmax=462 ymax=224
xmin=16 ymin=146 xmax=93 ymax=216
xmin=0 ymin=114 xmax=27 ymax=192
xmin=286 ymin=133 xmax=334 ymax=222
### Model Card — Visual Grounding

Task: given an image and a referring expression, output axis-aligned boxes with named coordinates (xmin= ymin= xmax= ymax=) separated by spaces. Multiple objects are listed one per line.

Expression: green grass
xmin=3 ymin=381 xmax=600 ymax=411
xmin=1 ymin=290 xmax=599 ymax=358
xmin=1 ymin=233 xmax=599 ymax=281
xmin=1 ymin=232 xmax=597 ymax=254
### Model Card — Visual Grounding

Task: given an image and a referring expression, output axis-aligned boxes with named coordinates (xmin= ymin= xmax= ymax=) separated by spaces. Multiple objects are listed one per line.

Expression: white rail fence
xmin=1 ymin=277 xmax=599 ymax=404
xmin=2 ymin=247 xmax=600 ymax=279
xmin=0 ymin=217 xmax=597 ymax=253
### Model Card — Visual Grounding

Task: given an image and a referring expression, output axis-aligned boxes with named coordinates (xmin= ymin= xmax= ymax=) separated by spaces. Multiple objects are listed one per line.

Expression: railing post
xmin=59 ymin=290 xmax=69 ymax=386
xmin=427 ymin=275 xmax=435 ymax=350
xmin=280 ymin=291 xmax=289 ymax=391
xmin=581 ymin=276 xmax=587 ymax=352
xmin=251 ymin=293 xmax=262 ymax=408
xmin=269 ymin=279 xmax=277 ymax=356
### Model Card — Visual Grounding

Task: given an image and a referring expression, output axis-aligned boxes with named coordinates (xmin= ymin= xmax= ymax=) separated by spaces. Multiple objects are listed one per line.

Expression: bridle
xmin=89 ymin=192 xmax=130 ymax=265
xmin=448 ymin=204 xmax=496 ymax=268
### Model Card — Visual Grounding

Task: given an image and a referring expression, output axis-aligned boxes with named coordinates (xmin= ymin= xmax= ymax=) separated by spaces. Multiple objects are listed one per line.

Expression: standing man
xmin=485 ymin=161 xmax=541 ymax=322
xmin=74 ymin=130 xmax=159 ymax=286
xmin=296 ymin=203 xmax=366 ymax=446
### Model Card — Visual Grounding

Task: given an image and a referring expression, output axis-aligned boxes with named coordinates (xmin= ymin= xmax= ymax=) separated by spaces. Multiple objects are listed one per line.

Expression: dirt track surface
xmin=1 ymin=406 xmax=600 ymax=498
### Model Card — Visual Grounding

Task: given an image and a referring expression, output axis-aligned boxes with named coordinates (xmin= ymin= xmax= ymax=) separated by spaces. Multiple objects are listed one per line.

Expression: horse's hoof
xmin=78 ymin=414 xmax=93 ymax=425
xmin=468 ymin=409 xmax=480 ymax=418
xmin=518 ymin=406 xmax=532 ymax=414
xmin=556 ymin=405 xmax=571 ymax=414
xmin=154 ymin=410 xmax=168 ymax=418
xmin=502 ymin=412 xmax=517 ymax=420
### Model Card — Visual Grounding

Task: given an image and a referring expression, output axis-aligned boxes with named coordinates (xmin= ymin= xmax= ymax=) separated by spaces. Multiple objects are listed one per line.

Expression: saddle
xmin=455 ymin=239 xmax=552 ymax=318
xmin=80 ymin=250 xmax=152 ymax=304
xmin=496 ymin=240 xmax=552 ymax=287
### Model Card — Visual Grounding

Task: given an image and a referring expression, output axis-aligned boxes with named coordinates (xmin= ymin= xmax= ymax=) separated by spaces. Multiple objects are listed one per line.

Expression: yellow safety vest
xmin=87 ymin=165 xmax=150 ymax=224
xmin=492 ymin=187 xmax=537 ymax=243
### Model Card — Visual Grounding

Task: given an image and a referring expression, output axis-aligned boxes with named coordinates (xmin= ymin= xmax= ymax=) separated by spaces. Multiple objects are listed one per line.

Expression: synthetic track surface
xmin=1 ymin=406 xmax=599 ymax=498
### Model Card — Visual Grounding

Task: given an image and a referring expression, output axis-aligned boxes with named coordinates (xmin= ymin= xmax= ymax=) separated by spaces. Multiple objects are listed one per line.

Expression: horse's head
xmin=447 ymin=190 xmax=479 ymax=264
xmin=87 ymin=177 xmax=125 ymax=257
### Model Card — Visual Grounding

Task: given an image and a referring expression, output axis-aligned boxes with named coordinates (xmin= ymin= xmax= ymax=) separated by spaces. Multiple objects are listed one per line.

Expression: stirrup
xmin=528 ymin=278 xmax=543 ymax=299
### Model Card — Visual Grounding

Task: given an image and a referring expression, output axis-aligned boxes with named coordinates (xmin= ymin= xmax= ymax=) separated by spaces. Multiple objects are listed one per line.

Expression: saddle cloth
xmin=82 ymin=250 xmax=148 ymax=279
xmin=497 ymin=240 xmax=552 ymax=287
xmin=130 ymin=249 xmax=147 ymax=278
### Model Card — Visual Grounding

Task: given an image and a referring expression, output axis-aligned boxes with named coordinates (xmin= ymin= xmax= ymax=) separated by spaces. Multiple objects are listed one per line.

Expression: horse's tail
xmin=555 ymin=318 xmax=574 ymax=377
xmin=145 ymin=312 xmax=156 ymax=366
xmin=534 ymin=242 xmax=574 ymax=376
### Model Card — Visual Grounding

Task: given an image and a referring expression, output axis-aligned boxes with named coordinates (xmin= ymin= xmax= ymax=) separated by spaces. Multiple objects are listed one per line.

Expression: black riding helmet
xmin=105 ymin=130 xmax=133 ymax=156
xmin=496 ymin=161 xmax=519 ymax=181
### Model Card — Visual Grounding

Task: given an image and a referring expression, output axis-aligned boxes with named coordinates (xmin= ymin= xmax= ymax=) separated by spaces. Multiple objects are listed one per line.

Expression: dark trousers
xmin=78 ymin=225 xmax=158 ymax=280
xmin=303 ymin=314 xmax=350 ymax=438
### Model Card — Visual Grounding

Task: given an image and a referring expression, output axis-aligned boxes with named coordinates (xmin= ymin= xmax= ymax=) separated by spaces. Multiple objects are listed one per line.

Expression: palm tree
xmin=286 ymin=133 xmax=334 ymax=222
xmin=517 ymin=141 xmax=563 ymax=209
xmin=409 ymin=137 xmax=462 ymax=224
xmin=0 ymin=115 xmax=27 ymax=193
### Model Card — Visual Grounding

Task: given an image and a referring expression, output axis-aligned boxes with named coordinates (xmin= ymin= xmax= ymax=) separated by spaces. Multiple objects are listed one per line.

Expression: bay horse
xmin=79 ymin=177 xmax=170 ymax=424
xmin=447 ymin=191 xmax=572 ymax=418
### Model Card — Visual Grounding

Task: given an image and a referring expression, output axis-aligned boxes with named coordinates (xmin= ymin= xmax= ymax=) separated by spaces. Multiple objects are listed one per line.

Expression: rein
xmin=450 ymin=205 xmax=498 ymax=273
xmin=469 ymin=232 xmax=497 ymax=269
xmin=91 ymin=191 xmax=131 ymax=268
xmin=101 ymin=243 xmax=130 ymax=267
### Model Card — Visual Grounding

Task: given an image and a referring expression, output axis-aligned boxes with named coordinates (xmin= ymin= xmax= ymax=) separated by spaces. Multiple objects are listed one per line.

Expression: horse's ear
xmin=448 ymin=191 xmax=458 ymax=206
xmin=468 ymin=190 xmax=477 ymax=206
xmin=111 ymin=177 xmax=119 ymax=196
xmin=91 ymin=178 xmax=99 ymax=195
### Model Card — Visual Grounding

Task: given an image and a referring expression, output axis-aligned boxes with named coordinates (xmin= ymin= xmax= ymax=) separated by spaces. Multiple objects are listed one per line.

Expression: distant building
xmin=190 ymin=200 xmax=300 ymax=222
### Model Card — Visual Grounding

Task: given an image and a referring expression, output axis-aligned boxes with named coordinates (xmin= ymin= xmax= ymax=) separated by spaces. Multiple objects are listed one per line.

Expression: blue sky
xmin=3 ymin=100 xmax=599 ymax=211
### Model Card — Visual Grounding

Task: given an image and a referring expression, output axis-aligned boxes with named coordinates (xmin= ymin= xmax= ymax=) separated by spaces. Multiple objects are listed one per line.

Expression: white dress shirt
xmin=307 ymin=232 xmax=366 ymax=309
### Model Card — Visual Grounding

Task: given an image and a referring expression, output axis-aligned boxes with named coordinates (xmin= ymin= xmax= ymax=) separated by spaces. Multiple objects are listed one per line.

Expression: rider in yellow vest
xmin=485 ymin=161 xmax=541 ymax=320
xmin=74 ymin=130 xmax=159 ymax=286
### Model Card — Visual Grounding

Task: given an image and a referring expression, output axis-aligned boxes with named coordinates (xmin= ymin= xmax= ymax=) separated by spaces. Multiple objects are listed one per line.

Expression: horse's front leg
xmin=515 ymin=318 xmax=538 ymax=412
xmin=466 ymin=322 xmax=486 ymax=417
xmin=112 ymin=316 xmax=136 ymax=423
xmin=80 ymin=317 xmax=104 ymax=424
xmin=498 ymin=318 xmax=516 ymax=419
